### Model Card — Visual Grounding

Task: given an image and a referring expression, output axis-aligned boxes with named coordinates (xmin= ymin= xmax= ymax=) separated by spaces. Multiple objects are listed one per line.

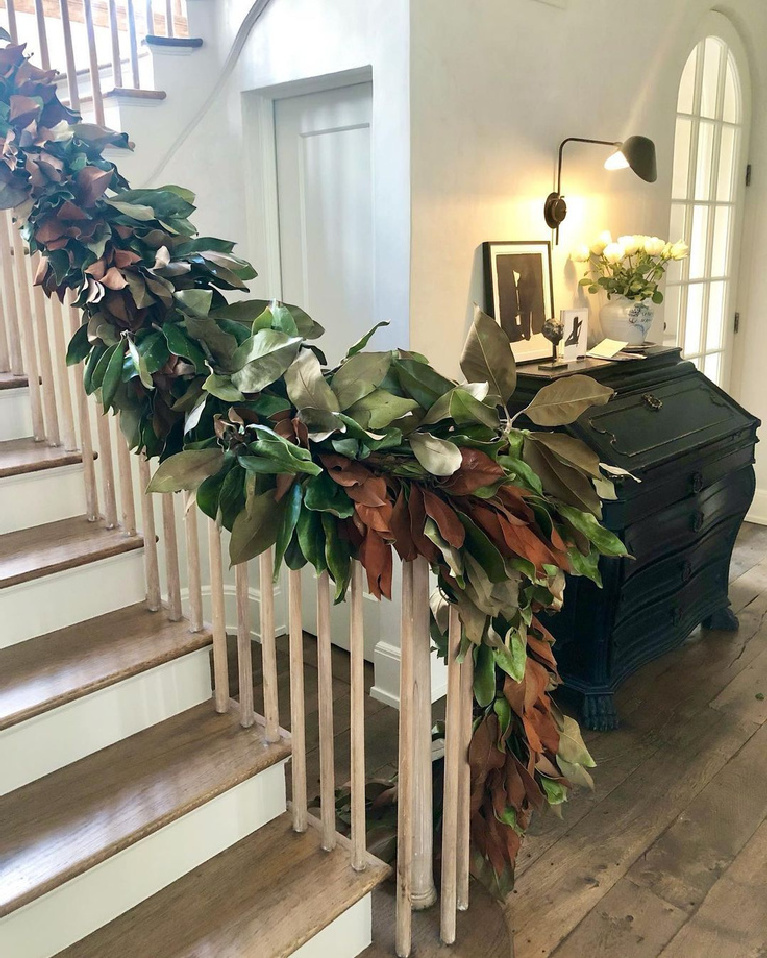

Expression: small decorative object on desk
xmin=561 ymin=308 xmax=588 ymax=361
xmin=571 ymin=232 xmax=689 ymax=345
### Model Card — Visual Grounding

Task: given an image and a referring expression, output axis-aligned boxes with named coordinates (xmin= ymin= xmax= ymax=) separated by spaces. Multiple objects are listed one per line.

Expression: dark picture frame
xmin=482 ymin=241 xmax=556 ymax=364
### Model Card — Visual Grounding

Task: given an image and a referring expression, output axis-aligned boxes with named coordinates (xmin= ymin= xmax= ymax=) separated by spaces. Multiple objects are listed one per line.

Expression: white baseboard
xmin=0 ymin=648 xmax=212 ymax=795
xmin=370 ymin=640 xmax=448 ymax=710
xmin=747 ymin=488 xmax=767 ymax=525
xmin=0 ymin=764 xmax=287 ymax=958
xmin=180 ymin=583 xmax=286 ymax=642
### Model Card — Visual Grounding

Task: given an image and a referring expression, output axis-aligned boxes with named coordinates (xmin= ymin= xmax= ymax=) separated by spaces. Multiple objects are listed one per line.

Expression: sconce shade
xmin=606 ymin=136 xmax=657 ymax=182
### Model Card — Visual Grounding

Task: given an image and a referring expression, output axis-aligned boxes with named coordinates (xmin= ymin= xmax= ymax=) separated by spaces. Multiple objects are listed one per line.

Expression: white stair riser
xmin=0 ymin=465 xmax=87 ymax=535
xmin=0 ymin=388 xmax=32 ymax=442
xmin=293 ymin=896 xmax=373 ymax=958
xmin=0 ymin=550 xmax=146 ymax=648
xmin=0 ymin=764 xmax=288 ymax=958
xmin=0 ymin=648 xmax=213 ymax=795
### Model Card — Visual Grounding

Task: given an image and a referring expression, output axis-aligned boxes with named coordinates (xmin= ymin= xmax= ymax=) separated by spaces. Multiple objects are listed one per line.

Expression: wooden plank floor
xmin=249 ymin=522 xmax=767 ymax=956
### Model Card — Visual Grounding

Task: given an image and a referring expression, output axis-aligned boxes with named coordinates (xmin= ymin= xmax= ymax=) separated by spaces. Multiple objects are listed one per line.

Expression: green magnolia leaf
xmin=284 ymin=348 xmax=339 ymax=414
xmin=175 ymin=289 xmax=213 ymax=318
xmin=347 ymin=390 xmax=420 ymax=430
xmin=304 ymin=471 xmax=355 ymax=517
xmin=493 ymin=630 xmax=527 ymax=683
xmin=528 ymin=432 xmax=602 ymax=479
xmin=556 ymin=711 xmax=597 ymax=768
xmin=331 ymin=351 xmax=392 ymax=410
xmin=66 ymin=323 xmax=90 ymax=366
xmin=231 ymin=330 xmax=302 ymax=394
xmin=523 ymin=439 xmax=602 ymax=516
xmin=345 ymin=320 xmax=390 ymax=357
xmin=229 ymin=489 xmax=284 ymax=565
xmin=497 ymin=455 xmax=543 ymax=495
xmin=460 ymin=305 xmax=516 ymax=404
xmin=299 ymin=407 xmax=346 ymax=442
xmin=184 ymin=315 xmax=239 ymax=371
xmin=540 ymin=777 xmax=567 ymax=805
xmin=203 ymin=373 xmax=244 ymax=402
xmin=422 ymin=384 xmax=499 ymax=429
xmin=409 ymin=433 xmax=462 ymax=476
xmin=101 ymin=341 xmax=126 ymax=411
xmin=212 ymin=299 xmax=325 ymax=339
xmin=557 ymin=504 xmax=628 ymax=557
xmin=146 ymin=448 xmax=225 ymax=493
xmin=127 ymin=338 xmax=153 ymax=389
xmin=557 ymin=757 xmax=595 ymax=790
xmin=322 ymin=513 xmax=353 ymax=602
xmin=162 ymin=322 xmax=207 ymax=373
xmin=521 ymin=374 xmax=614 ymax=426
xmin=273 ymin=482 xmax=302 ymax=578
xmin=137 ymin=331 xmax=170 ymax=374
xmin=297 ymin=507 xmax=327 ymax=573
xmin=474 ymin=643 xmax=496 ymax=707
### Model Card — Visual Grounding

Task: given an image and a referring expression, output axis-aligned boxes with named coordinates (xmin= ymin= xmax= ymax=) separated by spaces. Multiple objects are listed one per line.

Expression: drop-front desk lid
xmin=514 ymin=347 xmax=759 ymax=475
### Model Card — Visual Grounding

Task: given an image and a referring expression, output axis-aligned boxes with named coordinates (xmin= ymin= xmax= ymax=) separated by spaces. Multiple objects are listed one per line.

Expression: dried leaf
xmin=460 ymin=305 xmax=516 ymax=404
xmin=521 ymin=374 xmax=613 ymax=426
xmin=284 ymin=347 xmax=340 ymax=414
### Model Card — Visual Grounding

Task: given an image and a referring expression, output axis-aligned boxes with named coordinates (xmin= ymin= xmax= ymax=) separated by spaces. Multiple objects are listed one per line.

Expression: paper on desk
xmin=588 ymin=338 xmax=628 ymax=359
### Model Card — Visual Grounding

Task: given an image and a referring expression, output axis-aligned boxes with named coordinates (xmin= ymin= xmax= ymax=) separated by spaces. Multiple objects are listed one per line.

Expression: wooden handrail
xmin=0 ymin=0 xmax=187 ymax=35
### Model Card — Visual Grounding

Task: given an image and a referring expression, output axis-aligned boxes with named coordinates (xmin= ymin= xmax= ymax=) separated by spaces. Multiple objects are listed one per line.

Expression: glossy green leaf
xmin=460 ymin=305 xmax=516 ymax=404
xmin=231 ymin=330 xmax=302 ymax=394
xmin=331 ymin=351 xmax=392 ymax=410
xmin=346 ymin=389 xmax=420 ymax=430
xmin=229 ymin=489 xmax=284 ymax=565
xmin=345 ymin=320 xmax=390 ymax=357
xmin=146 ymin=447 xmax=224 ymax=493
xmin=474 ymin=642 xmax=496 ymax=707
xmin=284 ymin=348 xmax=339 ymax=414
xmin=521 ymin=374 xmax=614 ymax=426
xmin=409 ymin=433 xmax=462 ymax=476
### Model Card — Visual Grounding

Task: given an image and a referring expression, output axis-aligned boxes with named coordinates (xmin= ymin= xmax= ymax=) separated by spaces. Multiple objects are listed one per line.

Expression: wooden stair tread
xmin=0 ymin=371 xmax=28 ymax=390
xmin=0 ymin=703 xmax=291 ymax=917
xmin=58 ymin=812 xmax=390 ymax=958
xmin=0 ymin=603 xmax=212 ymax=731
xmin=0 ymin=437 xmax=85 ymax=478
xmin=0 ymin=515 xmax=144 ymax=589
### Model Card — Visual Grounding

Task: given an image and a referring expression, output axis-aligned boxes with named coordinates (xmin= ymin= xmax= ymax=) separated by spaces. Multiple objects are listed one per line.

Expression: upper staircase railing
xmin=3 ymin=0 xmax=187 ymax=122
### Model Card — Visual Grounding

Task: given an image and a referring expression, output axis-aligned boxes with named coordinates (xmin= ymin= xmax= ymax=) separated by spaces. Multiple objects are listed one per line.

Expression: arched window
xmin=665 ymin=28 xmax=749 ymax=387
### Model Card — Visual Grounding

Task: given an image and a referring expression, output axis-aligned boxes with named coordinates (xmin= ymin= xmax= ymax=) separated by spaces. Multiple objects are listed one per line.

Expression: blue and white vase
xmin=600 ymin=295 xmax=654 ymax=346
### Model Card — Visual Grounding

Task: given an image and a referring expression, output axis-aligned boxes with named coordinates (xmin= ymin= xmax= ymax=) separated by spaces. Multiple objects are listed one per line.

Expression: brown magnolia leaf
xmin=521 ymin=374 xmax=613 ymax=426
xmin=77 ymin=166 xmax=113 ymax=207
xmin=358 ymin=528 xmax=392 ymax=599
xmin=528 ymin=432 xmax=602 ymax=479
xmin=390 ymin=488 xmax=417 ymax=561
xmin=421 ymin=489 xmax=465 ymax=548
xmin=443 ymin=447 xmax=505 ymax=495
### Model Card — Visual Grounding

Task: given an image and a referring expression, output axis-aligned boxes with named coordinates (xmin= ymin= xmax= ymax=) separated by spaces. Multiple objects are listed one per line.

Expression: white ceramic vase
xmin=600 ymin=295 xmax=654 ymax=346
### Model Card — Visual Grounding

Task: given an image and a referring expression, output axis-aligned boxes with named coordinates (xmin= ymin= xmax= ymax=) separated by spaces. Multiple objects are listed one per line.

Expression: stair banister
xmin=288 ymin=567 xmax=308 ymax=834
xmin=317 ymin=568 xmax=336 ymax=853
xmin=138 ymin=456 xmax=161 ymax=608
xmin=350 ymin=560 xmax=367 ymax=871
xmin=259 ymin=549 xmax=281 ymax=743
xmin=207 ymin=517 xmax=230 ymax=712
xmin=0 ymin=214 xmax=23 ymax=376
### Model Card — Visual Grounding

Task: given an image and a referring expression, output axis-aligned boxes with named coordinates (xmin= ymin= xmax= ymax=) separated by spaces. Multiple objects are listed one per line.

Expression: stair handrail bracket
xmin=0 ymin=32 xmax=629 ymax=954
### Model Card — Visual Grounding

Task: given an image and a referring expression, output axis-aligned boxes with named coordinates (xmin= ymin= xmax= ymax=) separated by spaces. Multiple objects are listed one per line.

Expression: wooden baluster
xmin=50 ymin=296 xmax=77 ymax=451
xmin=83 ymin=0 xmax=106 ymax=126
xmin=440 ymin=605 xmax=462 ymax=944
xmin=126 ymin=0 xmax=140 ymax=89
xmin=32 ymin=276 xmax=61 ymax=446
xmin=164 ymin=0 xmax=174 ymax=36
xmin=456 ymin=640 xmax=474 ymax=913
xmin=33 ymin=0 xmax=50 ymax=70
xmin=396 ymin=561 xmax=416 ymax=958
xmin=95 ymin=406 xmax=118 ymax=527
xmin=5 ymin=0 xmax=18 ymax=43
xmin=0 ymin=213 xmax=23 ymax=375
xmin=145 ymin=0 xmax=155 ymax=36
xmin=10 ymin=224 xmax=44 ymax=441
xmin=259 ymin=549 xmax=280 ymax=743
xmin=116 ymin=435 xmax=137 ymax=534
xmin=411 ymin=556 xmax=437 ymax=909
xmin=288 ymin=568 xmax=307 ymax=832
xmin=137 ymin=455 xmax=161 ymax=610
xmin=68 ymin=301 xmax=99 ymax=520
xmin=350 ymin=561 xmax=367 ymax=871
xmin=161 ymin=493 xmax=182 ymax=620
xmin=59 ymin=0 xmax=81 ymax=112
xmin=317 ymin=569 xmax=336 ymax=852
xmin=208 ymin=518 xmax=229 ymax=712
xmin=235 ymin=561 xmax=255 ymax=728
xmin=107 ymin=0 xmax=123 ymax=88
xmin=185 ymin=502 xmax=204 ymax=632
xmin=0 ymin=262 xmax=9 ymax=372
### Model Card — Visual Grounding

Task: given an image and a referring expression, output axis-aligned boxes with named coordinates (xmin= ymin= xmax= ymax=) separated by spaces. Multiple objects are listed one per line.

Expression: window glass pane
xmin=678 ymin=47 xmax=698 ymax=114
xmin=706 ymin=281 xmax=727 ymax=350
xmin=669 ymin=202 xmax=687 ymax=243
xmin=689 ymin=205 xmax=710 ymax=279
xmin=723 ymin=56 xmax=739 ymax=123
xmin=704 ymin=352 xmax=722 ymax=384
xmin=663 ymin=284 xmax=683 ymax=347
xmin=685 ymin=283 xmax=705 ymax=355
xmin=711 ymin=205 xmax=731 ymax=276
xmin=701 ymin=37 xmax=723 ymax=119
xmin=717 ymin=125 xmax=737 ymax=202
xmin=672 ymin=118 xmax=692 ymax=199
xmin=695 ymin=121 xmax=715 ymax=200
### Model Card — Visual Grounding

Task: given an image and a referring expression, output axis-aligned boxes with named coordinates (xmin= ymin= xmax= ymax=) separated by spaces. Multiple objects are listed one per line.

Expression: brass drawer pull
xmin=641 ymin=393 xmax=663 ymax=411
xmin=691 ymin=471 xmax=704 ymax=493
xmin=692 ymin=512 xmax=705 ymax=534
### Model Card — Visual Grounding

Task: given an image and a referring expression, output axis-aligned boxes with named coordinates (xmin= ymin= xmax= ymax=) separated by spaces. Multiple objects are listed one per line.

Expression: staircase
xmin=0 ymin=373 xmax=390 ymax=957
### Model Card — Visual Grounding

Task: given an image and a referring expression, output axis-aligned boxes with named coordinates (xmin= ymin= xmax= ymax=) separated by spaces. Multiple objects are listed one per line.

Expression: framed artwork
xmin=483 ymin=241 xmax=555 ymax=364
xmin=561 ymin=308 xmax=589 ymax=362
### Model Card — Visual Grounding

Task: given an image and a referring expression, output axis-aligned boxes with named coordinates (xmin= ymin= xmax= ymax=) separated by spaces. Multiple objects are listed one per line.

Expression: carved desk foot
xmin=702 ymin=607 xmax=740 ymax=632
xmin=581 ymin=692 xmax=619 ymax=732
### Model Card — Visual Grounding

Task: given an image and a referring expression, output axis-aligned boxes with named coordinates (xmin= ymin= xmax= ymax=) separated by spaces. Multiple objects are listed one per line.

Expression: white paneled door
xmin=274 ymin=82 xmax=380 ymax=658
xmin=275 ymin=82 xmax=375 ymax=368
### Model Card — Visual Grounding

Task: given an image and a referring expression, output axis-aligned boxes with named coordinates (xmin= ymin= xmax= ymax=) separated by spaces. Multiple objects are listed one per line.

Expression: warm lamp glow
xmin=604 ymin=149 xmax=630 ymax=171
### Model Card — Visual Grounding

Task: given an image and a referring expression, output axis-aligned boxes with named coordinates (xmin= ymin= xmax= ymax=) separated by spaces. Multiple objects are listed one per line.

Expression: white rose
xmin=662 ymin=242 xmax=674 ymax=260
xmin=670 ymin=240 xmax=689 ymax=260
xmin=644 ymin=237 xmax=666 ymax=256
xmin=618 ymin=235 xmax=641 ymax=255
xmin=604 ymin=242 xmax=626 ymax=264
xmin=590 ymin=230 xmax=613 ymax=255
xmin=570 ymin=243 xmax=591 ymax=263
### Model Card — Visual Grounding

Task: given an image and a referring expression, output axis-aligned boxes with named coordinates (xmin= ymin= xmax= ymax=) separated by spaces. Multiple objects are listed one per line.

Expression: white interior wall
xmin=408 ymin=0 xmax=766 ymax=513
